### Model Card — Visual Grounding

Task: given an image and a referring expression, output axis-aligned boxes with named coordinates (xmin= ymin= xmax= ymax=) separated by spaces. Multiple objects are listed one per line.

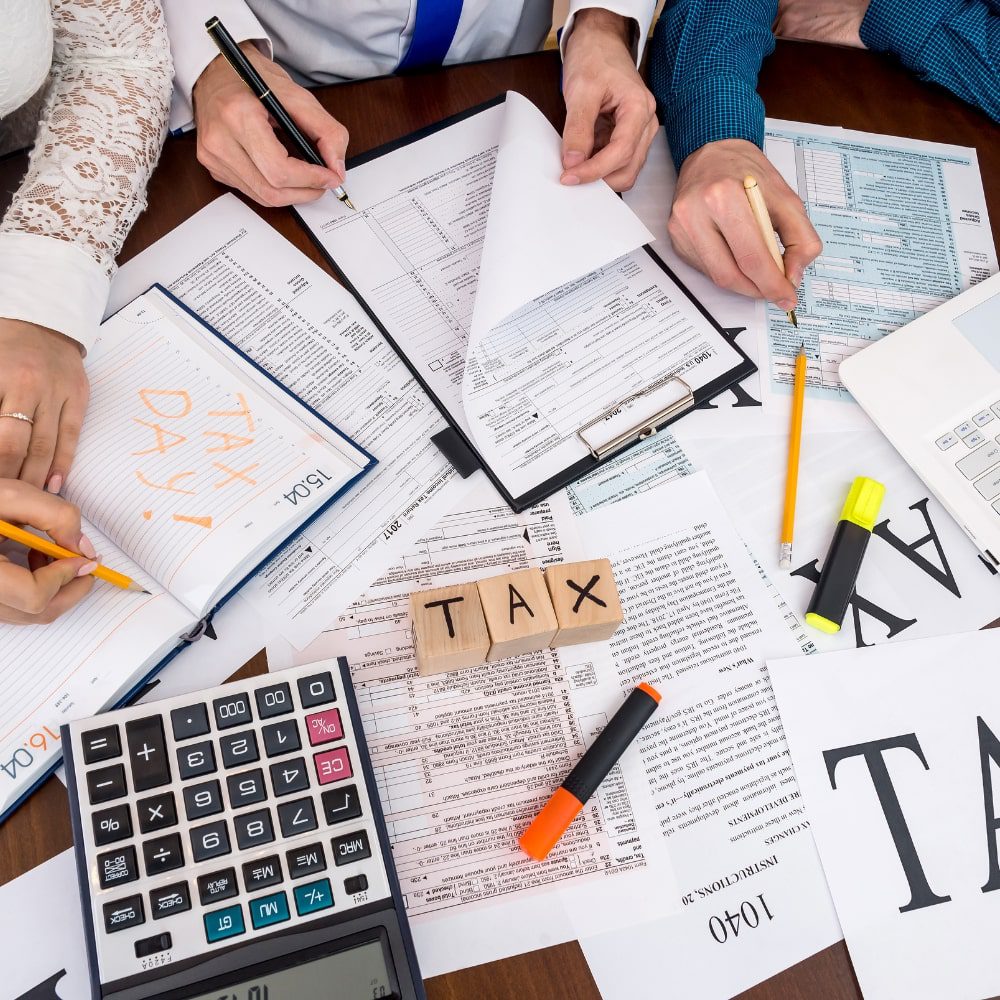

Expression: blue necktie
xmin=396 ymin=0 xmax=464 ymax=72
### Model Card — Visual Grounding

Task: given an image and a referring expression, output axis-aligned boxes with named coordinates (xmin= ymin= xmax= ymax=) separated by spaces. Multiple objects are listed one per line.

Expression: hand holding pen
xmin=197 ymin=18 xmax=355 ymax=209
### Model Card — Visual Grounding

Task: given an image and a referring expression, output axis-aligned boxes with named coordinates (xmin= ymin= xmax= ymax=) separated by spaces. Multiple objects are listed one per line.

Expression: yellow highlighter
xmin=0 ymin=518 xmax=148 ymax=593
xmin=804 ymin=477 xmax=885 ymax=634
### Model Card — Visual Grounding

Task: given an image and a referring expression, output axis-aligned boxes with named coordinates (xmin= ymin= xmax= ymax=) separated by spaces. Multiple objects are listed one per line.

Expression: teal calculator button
xmin=204 ymin=904 xmax=245 ymax=943
xmin=249 ymin=891 xmax=290 ymax=929
xmin=294 ymin=878 xmax=334 ymax=916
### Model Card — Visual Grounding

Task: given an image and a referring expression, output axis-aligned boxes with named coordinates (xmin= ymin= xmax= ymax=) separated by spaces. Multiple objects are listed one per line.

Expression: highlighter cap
xmin=839 ymin=476 xmax=885 ymax=531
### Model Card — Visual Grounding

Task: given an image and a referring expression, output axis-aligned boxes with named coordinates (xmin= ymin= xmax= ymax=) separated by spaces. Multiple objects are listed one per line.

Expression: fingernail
xmin=561 ymin=173 xmax=581 ymax=186
xmin=77 ymin=560 xmax=99 ymax=577
xmin=333 ymin=158 xmax=346 ymax=181
xmin=563 ymin=150 xmax=585 ymax=168
xmin=46 ymin=474 xmax=63 ymax=494
xmin=779 ymin=299 xmax=796 ymax=311
xmin=78 ymin=534 xmax=98 ymax=559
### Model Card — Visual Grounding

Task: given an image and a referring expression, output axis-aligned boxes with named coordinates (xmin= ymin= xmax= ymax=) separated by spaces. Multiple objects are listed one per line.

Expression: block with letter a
xmin=544 ymin=559 xmax=624 ymax=647
xmin=411 ymin=582 xmax=491 ymax=676
xmin=477 ymin=568 xmax=558 ymax=661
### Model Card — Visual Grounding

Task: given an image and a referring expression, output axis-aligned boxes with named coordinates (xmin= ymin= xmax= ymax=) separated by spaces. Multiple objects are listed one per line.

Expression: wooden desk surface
xmin=1 ymin=38 xmax=997 ymax=1000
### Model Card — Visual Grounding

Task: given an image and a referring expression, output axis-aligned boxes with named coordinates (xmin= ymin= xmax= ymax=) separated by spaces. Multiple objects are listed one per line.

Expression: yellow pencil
xmin=0 ymin=519 xmax=149 ymax=593
xmin=780 ymin=343 xmax=808 ymax=570
xmin=743 ymin=175 xmax=798 ymax=328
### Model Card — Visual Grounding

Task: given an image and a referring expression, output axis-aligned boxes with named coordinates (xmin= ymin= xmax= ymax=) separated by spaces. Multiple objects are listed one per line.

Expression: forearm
xmin=0 ymin=0 xmax=172 ymax=350
xmin=648 ymin=0 xmax=778 ymax=170
xmin=861 ymin=0 xmax=1000 ymax=121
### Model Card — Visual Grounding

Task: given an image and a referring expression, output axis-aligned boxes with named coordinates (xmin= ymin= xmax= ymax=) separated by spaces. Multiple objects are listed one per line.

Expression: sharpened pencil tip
xmin=126 ymin=581 xmax=150 ymax=593
xmin=788 ymin=309 xmax=798 ymax=328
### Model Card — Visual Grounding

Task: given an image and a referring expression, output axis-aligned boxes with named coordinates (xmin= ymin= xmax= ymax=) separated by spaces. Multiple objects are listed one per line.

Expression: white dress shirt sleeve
xmin=561 ymin=0 xmax=658 ymax=65
xmin=163 ymin=0 xmax=272 ymax=133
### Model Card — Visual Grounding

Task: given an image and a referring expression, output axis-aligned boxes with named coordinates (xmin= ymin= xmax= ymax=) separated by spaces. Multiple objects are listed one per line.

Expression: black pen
xmin=205 ymin=16 xmax=356 ymax=210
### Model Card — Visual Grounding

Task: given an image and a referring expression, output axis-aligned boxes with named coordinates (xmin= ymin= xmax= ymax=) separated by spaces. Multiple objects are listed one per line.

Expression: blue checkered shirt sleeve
xmin=649 ymin=0 xmax=999 ymax=175
xmin=860 ymin=0 xmax=1000 ymax=122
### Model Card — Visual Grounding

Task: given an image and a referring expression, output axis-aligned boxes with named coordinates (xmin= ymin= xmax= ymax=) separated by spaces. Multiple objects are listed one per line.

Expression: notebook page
xmin=67 ymin=291 xmax=365 ymax=614
xmin=0 ymin=519 xmax=192 ymax=818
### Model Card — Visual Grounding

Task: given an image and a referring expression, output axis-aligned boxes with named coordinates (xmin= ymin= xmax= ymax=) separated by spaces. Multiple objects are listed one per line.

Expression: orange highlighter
xmin=520 ymin=683 xmax=661 ymax=861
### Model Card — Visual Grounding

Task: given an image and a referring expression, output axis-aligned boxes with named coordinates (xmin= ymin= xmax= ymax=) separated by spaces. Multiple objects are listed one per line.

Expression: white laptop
xmin=840 ymin=271 xmax=1000 ymax=566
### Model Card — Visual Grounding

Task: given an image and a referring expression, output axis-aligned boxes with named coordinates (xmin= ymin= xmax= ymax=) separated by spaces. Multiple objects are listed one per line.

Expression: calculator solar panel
xmin=62 ymin=656 xmax=425 ymax=1000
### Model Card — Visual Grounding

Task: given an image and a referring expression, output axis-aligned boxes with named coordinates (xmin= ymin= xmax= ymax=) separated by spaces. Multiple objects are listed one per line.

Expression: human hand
xmin=0 ymin=319 xmax=89 ymax=492
xmin=560 ymin=8 xmax=658 ymax=191
xmin=193 ymin=42 xmax=348 ymax=207
xmin=0 ymin=479 xmax=97 ymax=625
xmin=774 ymin=0 xmax=870 ymax=48
xmin=668 ymin=139 xmax=822 ymax=308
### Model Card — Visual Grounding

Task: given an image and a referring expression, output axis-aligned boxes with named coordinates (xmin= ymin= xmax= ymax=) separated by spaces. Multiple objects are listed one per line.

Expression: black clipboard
xmin=295 ymin=94 xmax=757 ymax=512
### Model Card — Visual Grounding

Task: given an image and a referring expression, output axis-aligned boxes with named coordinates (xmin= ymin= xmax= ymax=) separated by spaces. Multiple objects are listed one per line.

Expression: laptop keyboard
xmin=935 ymin=403 xmax=1000 ymax=507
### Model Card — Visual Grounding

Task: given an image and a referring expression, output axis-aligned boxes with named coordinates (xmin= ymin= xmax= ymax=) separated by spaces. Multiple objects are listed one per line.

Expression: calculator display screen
xmin=191 ymin=940 xmax=396 ymax=1000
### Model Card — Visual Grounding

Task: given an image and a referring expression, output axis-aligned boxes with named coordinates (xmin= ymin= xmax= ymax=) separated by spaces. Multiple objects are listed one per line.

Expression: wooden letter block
xmin=411 ymin=583 xmax=491 ymax=676
xmin=477 ymin=568 xmax=558 ymax=661
xmin=544 ymin=559 xmax=624 ymax=647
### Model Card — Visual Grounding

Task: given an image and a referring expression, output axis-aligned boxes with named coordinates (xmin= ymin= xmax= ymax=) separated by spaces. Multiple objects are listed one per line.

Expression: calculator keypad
xmin=70 ymin=660 xmax=389 ymax=983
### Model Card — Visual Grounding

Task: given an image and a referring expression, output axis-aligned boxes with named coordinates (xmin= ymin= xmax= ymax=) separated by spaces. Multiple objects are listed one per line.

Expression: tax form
xmin=297 ymin=92 xmax=752 ymax=506
xmin=760 ymin=121 xmax=997 ymax=423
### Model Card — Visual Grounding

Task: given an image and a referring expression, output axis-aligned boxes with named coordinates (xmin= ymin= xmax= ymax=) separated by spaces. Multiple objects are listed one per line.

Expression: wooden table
xmin=1 ymin=39 xmax=997 ymax=1000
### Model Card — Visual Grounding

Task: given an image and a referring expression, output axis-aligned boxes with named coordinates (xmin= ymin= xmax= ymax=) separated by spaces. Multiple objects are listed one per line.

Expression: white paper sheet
xmin=1 ymin=850 xmax=89 ymax=1000
xmin=109 ymin=195 xmax=464 ymax=647
xmin=298 ymin=94 xmax=748 ymax=500
xmin=769 ymin=630 xmax=1000 ymax=1000
xmin=578 ymin=472 xmax=841 ymax=1000
xmin=676 ymin=427 xmax=1000 ymax=652
xmin=759 ymin=120 xmax=998 ymax=426
xmin=267 ymin=478 xmax=680 ymax=977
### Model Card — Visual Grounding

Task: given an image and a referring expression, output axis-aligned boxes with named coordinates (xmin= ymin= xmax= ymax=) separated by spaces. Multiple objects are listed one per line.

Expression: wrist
xmin=194 ymin=41 xmax=261 ymax=103
xmin=569 ymin=8 xmax=633 ymax=48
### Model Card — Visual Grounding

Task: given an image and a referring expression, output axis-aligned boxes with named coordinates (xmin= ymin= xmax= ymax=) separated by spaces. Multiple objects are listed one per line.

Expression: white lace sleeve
xmin=0 ymin=0 xmax=172 ymax=351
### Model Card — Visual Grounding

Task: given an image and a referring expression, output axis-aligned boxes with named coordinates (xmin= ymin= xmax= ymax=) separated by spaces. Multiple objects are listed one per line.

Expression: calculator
xmin=62 ymin=657 xmax=425 ymax=1000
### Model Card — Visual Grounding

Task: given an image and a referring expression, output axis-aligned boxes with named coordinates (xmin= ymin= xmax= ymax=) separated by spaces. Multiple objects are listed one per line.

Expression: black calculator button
xmin=135 ymin=931 xmax=172 ymax=957
xmin=242 ymin=854 xmax=282 ymax=891
xmin=125 ymin=716 xmax=171 ymax=792
xmin=212 ymin=693 xmax=253 ymax=730
xmin=227 ymin=768 xmax=267 ymax=809
xmin=177 ymin=740 xmax=216 ymax=779
xmin=197 ymin=867 xmax=238 ymax=905
xmin=255 ymin=682 xmax=293 ymax=719
xmin=81 ymin=725 xmax=120 ymax=764
xmin=143 ymin=833 xmax=185 ymax=877
xmin=297 ymin=672 xmax=336 ymax=708
xmin=344 ymin=874 xmax=368 ymax=895
xmin=277 ymin=797 xmax=318 ymax=838
xmin=98 ymin=845 xmax=139 ymax=889
xmin=170 ymin=703 xmax=210 ymax=741
xmin=150 ymin=881 xmax=190 ymax=920
xmin=234 ymin=808 xmax=275 ymax=850
xmin=322 ymin=784 xmax=363 ymax=826
xmin=332 ymin=830 xmax=372 ymax=867
xmin=183 ymin=780 xmax=223 ymax=820
xmin=269 ymin=757 xmax=310 ymax=797
xmin=190 ymin=820 xmax=231 ymax=862
xmin=103 ymin=894 xmax=144 ymax=933
xmin=92 ymin=803 xmax=132 ymax=846
xmin=220 ymin=730 xmax=259 ymax=769
xmin=286 ymin=842 xmax=326 ymax=879
xmin=137 ymin=791 xmax=178 ymax=833
xmin=262 ymin=719 xmax=301 ymax=757
xmin=87 ymin=764 xmax=127 ymax=804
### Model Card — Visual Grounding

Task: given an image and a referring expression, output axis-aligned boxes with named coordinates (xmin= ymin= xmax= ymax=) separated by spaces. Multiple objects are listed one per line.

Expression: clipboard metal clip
xmin=576 ymin=374 xmax=694 ymax=461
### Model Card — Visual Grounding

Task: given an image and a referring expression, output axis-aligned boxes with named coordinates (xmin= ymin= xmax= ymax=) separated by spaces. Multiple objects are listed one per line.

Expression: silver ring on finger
xmin=0 ymin=412 xmax=34 ymax=426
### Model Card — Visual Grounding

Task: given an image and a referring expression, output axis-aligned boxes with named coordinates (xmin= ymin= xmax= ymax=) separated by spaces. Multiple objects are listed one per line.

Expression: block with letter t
xmin=410 ymin=583 xmax=491 ymax=676
xmin=544 ymin=558 xmax=624 ymax=646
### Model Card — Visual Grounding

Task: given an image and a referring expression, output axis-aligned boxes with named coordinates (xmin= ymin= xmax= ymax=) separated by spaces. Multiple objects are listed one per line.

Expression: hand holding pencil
xmin=0 ymin=480 xmax=145 ymax=626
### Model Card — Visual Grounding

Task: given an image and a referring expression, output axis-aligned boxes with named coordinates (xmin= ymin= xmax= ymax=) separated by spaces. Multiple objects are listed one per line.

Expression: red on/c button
xmin=314 ymin=746 xmax=353 ymax=785
xmin=306 ymin=708 xmax=343 ymax=746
